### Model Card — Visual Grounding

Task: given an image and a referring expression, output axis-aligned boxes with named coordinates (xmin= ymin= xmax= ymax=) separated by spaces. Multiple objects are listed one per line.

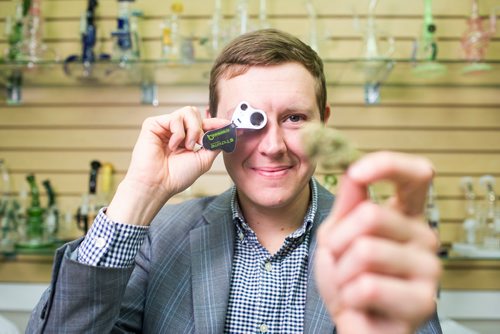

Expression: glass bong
xmin=461 ymin=0 xmax=499 ymax=74
xmin=0 ymin=160 xmax=19 ymax=253
xmin=19 ymin=0 xmax=57 ymax=67
xmin=22 ymin=174 xmax=47 ymax=247
xmin=460 ymin=176 xmax=478 ymax=245
xmin=63 ymin=0 xmax=111 ymax=80
xmin=411 ymin=0 xmax=447 ymax=77
xmin=478 ymin=175 xmax=500 ymax=250
xmin=355 ymin=0 xmax=395 ymax=105
xmin=3 ymin=1 xmax=24 ymax=105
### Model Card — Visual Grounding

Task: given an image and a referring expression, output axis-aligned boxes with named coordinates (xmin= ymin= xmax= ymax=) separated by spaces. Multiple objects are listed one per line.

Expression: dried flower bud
xmin=300 ymin=122 xmax=361 ymax=170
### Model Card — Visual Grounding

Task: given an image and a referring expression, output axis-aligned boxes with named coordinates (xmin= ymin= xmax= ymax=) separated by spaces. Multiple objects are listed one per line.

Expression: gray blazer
xmin=27 ymin=185 xmax=441 ymax=333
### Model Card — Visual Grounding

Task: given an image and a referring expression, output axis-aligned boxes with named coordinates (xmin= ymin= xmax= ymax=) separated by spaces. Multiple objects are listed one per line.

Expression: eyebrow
xmin=283 ymin=104 xmax=316 ymax=115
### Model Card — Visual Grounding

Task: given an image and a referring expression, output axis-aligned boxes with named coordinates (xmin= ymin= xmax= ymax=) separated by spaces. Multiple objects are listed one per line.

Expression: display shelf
xmin=1 ymin=58 xmax=499 ymax=88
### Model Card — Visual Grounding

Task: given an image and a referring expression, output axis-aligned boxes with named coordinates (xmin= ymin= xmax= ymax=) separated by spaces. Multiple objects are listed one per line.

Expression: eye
xmin=287 ymin=114 xmax=306 ymax=123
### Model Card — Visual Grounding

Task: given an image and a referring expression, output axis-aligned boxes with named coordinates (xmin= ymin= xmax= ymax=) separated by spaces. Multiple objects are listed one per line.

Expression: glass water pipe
xmin=161 ymin=1 xmax=184 ymax=61
xmin=355 ymin=0 xmax=395 ymax=105
xmin=42 ymin=179 xmax=59 ymax=241
xmin=259 ymin=0 xmax=270 ymax=30
xmin=4 ymin=1 xmax=24 ymax=61
xmin=76 ymin=160 xmax=101 ymax=233
xmin=460 ymin=177 xmax=478 ymax=244
xmin=203 ymin=0 xmax=224 ymax=58
xmin=0 ymin=160 xmax=17 ymax=252
xmin=4 ymin=2 xmax=25 ymax=105
xmin=23 ymin=174 xmax=46 ymax=246
xmin=425 ymin=181 xmax=440 ymax=239
xmin=305 ymin=0 xmax=318 ymax=52
xmin=19 ymin=0 xmax=57 ymax=66
xmin=478 ymin=175 xmax=500 ymax=249
xmin=232 ymin=0 xmax=250 ymax=39
xmin=63 ymin=0 xmax=111 ymax=79
xmin=461 ymin=0 xmax=499 ymax=74
xmin=111 ymin=0 xmax=137 ymax=63
xmin=201 ymin=0 xmax=238 ymax=59
xmin=411 ymin=0 xmax=447 ymax=77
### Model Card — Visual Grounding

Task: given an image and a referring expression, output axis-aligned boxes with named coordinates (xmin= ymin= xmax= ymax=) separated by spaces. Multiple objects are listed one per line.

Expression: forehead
xmin=216 ymin=63 xmax=318 ymax=117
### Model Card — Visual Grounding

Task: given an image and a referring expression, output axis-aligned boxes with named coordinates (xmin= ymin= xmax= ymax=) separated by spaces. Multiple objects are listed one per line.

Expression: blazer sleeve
xmin=416 ymin=309 xmax=443 ymax=334
xmin=25 ymin=238 xmax=146 ymax=334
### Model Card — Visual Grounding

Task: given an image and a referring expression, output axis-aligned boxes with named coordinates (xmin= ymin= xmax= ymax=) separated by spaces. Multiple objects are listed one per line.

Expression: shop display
xmin=478 ymin=175 xmax=500 ymax=250
xmin=305 ymin=0 xmax=319 ymax=52
xmin=17 ymin=174 xmax=49 ymax=248
xmin=355 ymin=0 xmax=395 ymax=104
xmin=161 ymin=1 xmax=184 ymax=61
xmin=453 ymin=176 xmax=500 ymax=258
xmin=42 ymin=179 xmax=59 ymax=242
xmin=258 ymin=0 xmax=270 ymax=30
xmin=0 ymin=0 xmax=498 ymax=105
xmin=411 ymin=0 xmax=447 ymax=77
xmin=19 ymin=0 xmax=57 ymax=66
xmin=0 ymin=160 xmax=19 ymax=253
xmin=3 ymin=1 xmax=24 ymax=105
xmin=76 ymin=160 xmax=101 ymax=233
xmin=426 ymin=181 xmax=440 ymax=235
xmin=461 ymin=0 xmax=499 ymax=74
xmin=63 ymin=0 xmax=111 ymax=79
xmin=111 ymin=0 xmax=139 ymax=63
xmin=231 ymin=0 xmax=250 ymax=39
xmin=460 ymin=176 xmax=478 ymax=245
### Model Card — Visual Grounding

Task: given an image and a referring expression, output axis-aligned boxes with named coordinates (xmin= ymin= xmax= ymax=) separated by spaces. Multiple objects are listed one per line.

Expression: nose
xmin=257 ymin=122 xmax=287 ymax=157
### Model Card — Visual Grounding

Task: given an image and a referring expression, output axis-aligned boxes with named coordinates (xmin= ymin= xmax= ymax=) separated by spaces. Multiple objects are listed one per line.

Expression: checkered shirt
xmin=224 ymin=179 xmax=318 ymax=334
xmin=78 ymin=208 xmax=148 ymax=267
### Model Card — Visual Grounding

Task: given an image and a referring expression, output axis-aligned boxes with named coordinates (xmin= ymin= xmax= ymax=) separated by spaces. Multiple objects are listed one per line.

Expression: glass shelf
xmin=1 ymin=58 xmax=499 ymax=88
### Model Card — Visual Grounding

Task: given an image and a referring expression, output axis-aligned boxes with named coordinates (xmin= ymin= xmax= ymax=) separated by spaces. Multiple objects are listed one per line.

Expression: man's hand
xmin=106 ymin=106 xmax=229 ymax=226
xmin=315 ymin=151 xmax=442 ymax=334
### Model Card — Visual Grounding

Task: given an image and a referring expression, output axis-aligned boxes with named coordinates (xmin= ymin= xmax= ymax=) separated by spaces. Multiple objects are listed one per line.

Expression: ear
xmin=204 ymin=106 xmax=212 ymax=119
xmin=323 ymin=103 xmax=331 ymax=124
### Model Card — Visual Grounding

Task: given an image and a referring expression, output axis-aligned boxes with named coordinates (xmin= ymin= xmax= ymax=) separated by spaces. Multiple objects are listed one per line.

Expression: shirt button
xmin=94 ymin=237 xmax=106 ymax=249
xmin=259 ymin=323 xmax=269 ymax=333
xmin=238 ymin=232 xmax=244 ymax=240
xmin=264 ymin=262 xmax=272 ymax=272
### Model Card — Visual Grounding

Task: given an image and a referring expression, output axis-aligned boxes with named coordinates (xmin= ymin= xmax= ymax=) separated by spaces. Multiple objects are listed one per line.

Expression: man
xmin=28 ymin=29 xmax=442 ymax=333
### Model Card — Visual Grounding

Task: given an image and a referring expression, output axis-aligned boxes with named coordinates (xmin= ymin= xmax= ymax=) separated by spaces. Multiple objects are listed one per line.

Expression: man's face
xmin=216 ymin=62 xmax=325 ymax=212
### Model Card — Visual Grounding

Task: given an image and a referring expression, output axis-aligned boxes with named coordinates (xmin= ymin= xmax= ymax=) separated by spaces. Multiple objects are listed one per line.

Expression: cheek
xmin=283 ymin=131 xmax=308 ymax=157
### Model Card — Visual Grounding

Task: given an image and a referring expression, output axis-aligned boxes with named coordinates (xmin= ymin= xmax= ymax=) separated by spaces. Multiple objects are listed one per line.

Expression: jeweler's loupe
xmin=202 ymin=101 xmax=267 ymax=153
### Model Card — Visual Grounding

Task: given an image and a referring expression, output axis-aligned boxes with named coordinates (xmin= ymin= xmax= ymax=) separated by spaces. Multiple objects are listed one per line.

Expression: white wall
xmin=1 ymin=283 xmax=499 ymax=333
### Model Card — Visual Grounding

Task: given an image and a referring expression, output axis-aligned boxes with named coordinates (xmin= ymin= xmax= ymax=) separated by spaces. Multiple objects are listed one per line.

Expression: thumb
xmin=330 ymin=174 xmax=368 ymax=223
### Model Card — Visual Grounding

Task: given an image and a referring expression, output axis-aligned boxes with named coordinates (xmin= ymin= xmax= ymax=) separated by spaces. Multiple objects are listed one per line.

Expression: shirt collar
xmin=230 ymin=178 xmax=319 ymax=239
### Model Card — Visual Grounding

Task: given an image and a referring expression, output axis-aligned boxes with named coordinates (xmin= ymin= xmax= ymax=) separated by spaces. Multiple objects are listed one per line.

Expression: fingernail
xmin=346 ymin=163 xmax=364 ymax=180
xmin=193 ymin=143 xmax=203 ymax=152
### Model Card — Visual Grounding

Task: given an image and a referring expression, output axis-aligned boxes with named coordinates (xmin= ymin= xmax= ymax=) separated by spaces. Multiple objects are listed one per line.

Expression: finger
xmin=314 ymin=247 xmax=340 ymax=317
xmin=347 ymin=151 xmax=435 ymax=216
xmin=334 ymin=309 xmax=410 ymax=334
xmin=323 ymin=202 xmax=424 ymax=257
xmin=202 ymin=117 xmax=232 ymax=132
xmin=316 ymin=174 xmax=367 ymax=249
xmin=168 ymin=114 xmax=187 ymax=151
xmin=334 ymin=236 xmax=442 ymax=288
xmin=321 ymin=202 xmax=438 ymax=257
xmin=182 ymin=106 xmax=204 ymax=150
xmin=330 ymin=174 xmax=368 ymax=223
xmin=338 ymin=274 xmax=438 ymax=324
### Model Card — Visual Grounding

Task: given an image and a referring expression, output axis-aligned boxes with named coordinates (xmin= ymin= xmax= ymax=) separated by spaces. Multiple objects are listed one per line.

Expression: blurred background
xmin=0 ymin=0 xmax=499 ymax=332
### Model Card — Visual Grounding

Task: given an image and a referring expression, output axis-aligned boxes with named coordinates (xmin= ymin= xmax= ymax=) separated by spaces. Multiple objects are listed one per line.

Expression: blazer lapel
xmin=304 ymin=184 xmax=336 ymax=333
xmin=190 ymin=191 xmax=235 ymax=334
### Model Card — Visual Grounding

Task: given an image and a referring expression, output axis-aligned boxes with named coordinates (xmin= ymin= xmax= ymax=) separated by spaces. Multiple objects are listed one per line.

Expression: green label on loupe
xmin=202 ymin=124 xmax=237 ymax=153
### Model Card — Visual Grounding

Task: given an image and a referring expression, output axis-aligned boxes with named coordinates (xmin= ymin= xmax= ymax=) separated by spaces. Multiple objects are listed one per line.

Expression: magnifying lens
xmin=202 ymin=101 xmax=267 ymax=152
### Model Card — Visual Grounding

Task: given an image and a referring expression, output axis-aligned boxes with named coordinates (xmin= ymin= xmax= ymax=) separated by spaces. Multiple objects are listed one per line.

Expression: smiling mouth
xmin=253 ymin=166 xmax=292 ymax=176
